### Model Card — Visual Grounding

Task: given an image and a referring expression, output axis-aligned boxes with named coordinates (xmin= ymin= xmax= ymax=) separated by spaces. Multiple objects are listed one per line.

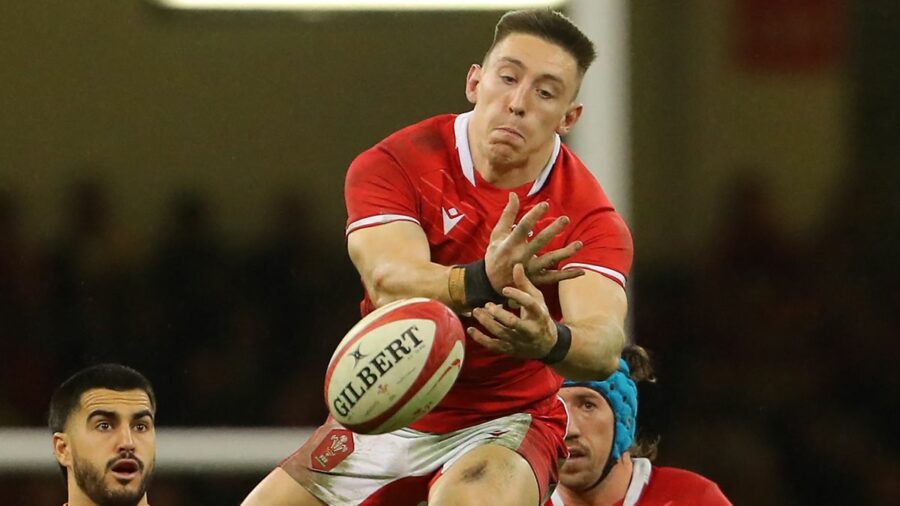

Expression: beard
xmin=72 ymin=454 xmax=153 ymax=506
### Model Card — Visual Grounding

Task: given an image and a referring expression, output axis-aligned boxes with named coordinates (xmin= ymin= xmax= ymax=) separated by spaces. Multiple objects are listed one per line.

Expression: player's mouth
xmin=494 ymin=126 xmax=525 ymax=141
xmin=566 ymin=446 xmax=588 ymax=460
xmin=109 ymin=458 xmax=141 ymax=481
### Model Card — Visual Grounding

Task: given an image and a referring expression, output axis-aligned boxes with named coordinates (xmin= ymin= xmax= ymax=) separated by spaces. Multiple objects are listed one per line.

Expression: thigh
xmin=428 ymin=444 xmax=539 ymax=506
xmin=242 ymin=468 xmax=325 ymax=506
xmin=431 ymin=409 xmax=567 ymax=505
xmin=276 ymin=417 xmax=441 ymax=506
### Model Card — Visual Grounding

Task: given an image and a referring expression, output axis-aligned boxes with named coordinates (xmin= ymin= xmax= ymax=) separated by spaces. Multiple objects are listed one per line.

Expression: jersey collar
xmin=623 ymin=458 xmax=652 ymax=506
xmin=454 ymin=111 xmax=561 ymax=197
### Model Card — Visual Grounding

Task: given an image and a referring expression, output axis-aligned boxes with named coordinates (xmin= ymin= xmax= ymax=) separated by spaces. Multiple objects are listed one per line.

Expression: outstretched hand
xmin=484 ymin=193 xmax=584 ymax=292
xmin=469 ymin=263 xmax=559 ymax=360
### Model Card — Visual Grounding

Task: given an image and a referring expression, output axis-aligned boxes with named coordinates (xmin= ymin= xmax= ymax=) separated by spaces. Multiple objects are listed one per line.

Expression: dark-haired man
xmin=245 ymin=8 xmax=631 ymax=506
xmin=49 ymin=363 xmax=156 ymax=506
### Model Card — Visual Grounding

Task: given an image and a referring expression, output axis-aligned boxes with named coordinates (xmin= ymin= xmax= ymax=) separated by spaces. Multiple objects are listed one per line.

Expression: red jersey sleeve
xmin=344 ymin=147 xmax=420 ymax=236
xmin=560 ymin=208 xmax=634 ymax=288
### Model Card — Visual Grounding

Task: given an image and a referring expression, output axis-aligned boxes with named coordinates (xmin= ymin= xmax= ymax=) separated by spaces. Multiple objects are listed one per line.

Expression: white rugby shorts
xmin=279 ymin=409 xmax=567 ymax=506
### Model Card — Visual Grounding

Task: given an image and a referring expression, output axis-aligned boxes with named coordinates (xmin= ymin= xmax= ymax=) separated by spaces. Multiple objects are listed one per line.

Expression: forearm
xmin=348 ymin=222 xmax=462 ymax=310
xmin=551 ymin=314 xmax=625 ymax=380
xmin=364 ymin=259 xmax=456 ymax=309
xmin=350 ymin=224 xmax=499 ymax=311
xmin=551 ymin=272 xmax=629 ymax=380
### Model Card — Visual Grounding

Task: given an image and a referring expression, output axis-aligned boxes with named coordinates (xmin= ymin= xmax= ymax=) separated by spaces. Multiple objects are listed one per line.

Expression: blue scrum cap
xmin=563 ymin=359 xmax=637 ymax=461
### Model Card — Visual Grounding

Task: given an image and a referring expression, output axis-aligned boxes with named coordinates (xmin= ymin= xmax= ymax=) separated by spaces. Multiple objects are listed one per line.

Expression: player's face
xmin=559 ymin=387 xmax=614 ymax=490
xmin=54 ymin=388 xmax=156 ymax=506
xmin=465 ymin=33 xmax=583 ymax=169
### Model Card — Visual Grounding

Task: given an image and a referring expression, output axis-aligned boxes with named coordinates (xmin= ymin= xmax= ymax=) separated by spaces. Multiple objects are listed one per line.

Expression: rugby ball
xmin=324 ymin=298 xmax=465 ymax=434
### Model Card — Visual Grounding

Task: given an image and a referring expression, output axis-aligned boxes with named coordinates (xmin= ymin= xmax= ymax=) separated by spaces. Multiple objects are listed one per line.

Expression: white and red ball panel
xmin=324 ymin=298 xmax=465 ymax=434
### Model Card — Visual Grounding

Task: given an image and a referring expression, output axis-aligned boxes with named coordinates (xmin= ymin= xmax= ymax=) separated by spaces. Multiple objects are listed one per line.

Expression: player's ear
xmin=53 ymin=432 xmax=72 ymax=468
xmin=556 ymin=102 xmax=583 ymax=136
xmin=465 ymin=64 xmax=482 ymax=105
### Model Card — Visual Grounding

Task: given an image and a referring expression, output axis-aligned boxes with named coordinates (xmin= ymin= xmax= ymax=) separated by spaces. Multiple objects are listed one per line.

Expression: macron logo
xmin=442 ymin=207 xmax=465 ymax=234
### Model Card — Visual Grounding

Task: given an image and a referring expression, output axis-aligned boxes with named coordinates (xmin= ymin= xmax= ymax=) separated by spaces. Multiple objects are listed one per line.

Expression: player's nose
xmin=115 ymin=426 xmax=136 ymax=451
xmin=565 ymin=415 xmax=582 ymax=438
xmin=507 ymin=84 xmax=527 ymax=116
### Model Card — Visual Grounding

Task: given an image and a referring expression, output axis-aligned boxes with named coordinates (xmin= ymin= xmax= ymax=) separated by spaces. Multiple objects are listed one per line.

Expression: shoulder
xmin=558 ymin=147 xmax=632 ymax=243
xmin=648 ymin=466 xmax=732 ymax=505
xmin=350 ymin=114 xmax=456 ymax=178
xmin=543 ymin=147 xmax=628 ymax=238
xmin=358 ymin=114 xmax=456 ymax=166
xmin=652 ymin=466 xmax=716 ymax=485
xmin=384 ymin=113 xmax=455 ymax=147
xmin=549 ymin=145 xmax=616 ymax=211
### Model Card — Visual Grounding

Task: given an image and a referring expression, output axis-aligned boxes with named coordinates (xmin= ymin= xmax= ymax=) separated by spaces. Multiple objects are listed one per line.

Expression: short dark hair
xmin=487 ymin=9 xmax=597 ymax=79
xmin=48 ymin=363 xmax=156 ymax=434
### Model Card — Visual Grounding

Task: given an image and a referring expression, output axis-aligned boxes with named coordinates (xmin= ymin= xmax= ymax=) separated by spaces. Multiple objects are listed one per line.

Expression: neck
xmin=559 ymin=453 xmax=634 ymax=506
xmin=467 ymin=118 xmax=555 ymax=189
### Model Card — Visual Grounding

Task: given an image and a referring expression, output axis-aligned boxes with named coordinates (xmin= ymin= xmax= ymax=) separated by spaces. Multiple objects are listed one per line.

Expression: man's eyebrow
xmin=498 ymin=56 xmax=525 ymax=68
xmin=496 ymin=56 xmax=564 ymax=85
xmin=87 ymin=409 xmax=119 ymax=421
xmin=132 ymin=409 xmax=154 ymax=422
xmin=87 ymin=409 xmax=154 ymax=422
xmin=573 ymin=391 xmax=603 ymax=402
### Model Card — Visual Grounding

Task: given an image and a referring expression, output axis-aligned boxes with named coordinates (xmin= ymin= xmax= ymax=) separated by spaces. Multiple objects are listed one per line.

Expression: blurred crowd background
xmin=2 ymin=0 xmax=899 ymax=504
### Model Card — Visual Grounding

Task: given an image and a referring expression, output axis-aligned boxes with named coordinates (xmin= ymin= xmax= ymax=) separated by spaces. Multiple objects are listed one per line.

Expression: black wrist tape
xmin=541 ymin=322 xmax=573 ymax=364
xmin=463 ymin=259 xmax=505 ymax=308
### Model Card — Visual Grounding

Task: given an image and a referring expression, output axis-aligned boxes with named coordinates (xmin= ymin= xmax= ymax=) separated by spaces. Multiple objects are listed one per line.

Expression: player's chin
xmin=99 ymin=482 xmax=144 ymax=506
xmin=485 ymin=144 xmax=523 ymax=166
xmin=104 ymin=488 xmax=145 ymax=506
xmin=488 ymin=136 xmax=522 ymax=150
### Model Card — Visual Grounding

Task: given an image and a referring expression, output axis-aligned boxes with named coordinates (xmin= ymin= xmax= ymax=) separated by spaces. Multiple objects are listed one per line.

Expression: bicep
xmin=347 ymin=221 xmax=432 ymax=283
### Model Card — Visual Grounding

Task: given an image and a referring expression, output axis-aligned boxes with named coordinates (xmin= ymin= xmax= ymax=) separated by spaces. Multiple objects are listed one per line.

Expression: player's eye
xmin=133 ymin=423 xmax=149 ymax=432
xmin=96 ymin=421 xmax=112 ymax=431
xmin=537 ymin=89 xmax=554 ymax=99
xmin=500 ymin=75 xmax=516 ymax=84
xmin=582 ymin=401 xmax=596 ymax=411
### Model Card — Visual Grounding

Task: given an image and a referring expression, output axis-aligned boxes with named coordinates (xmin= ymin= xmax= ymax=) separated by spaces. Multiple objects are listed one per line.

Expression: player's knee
xmin=431 ymin=453 xmax=536 ymax=506
xmin=458 ymin=458 xmax=490 ymax=483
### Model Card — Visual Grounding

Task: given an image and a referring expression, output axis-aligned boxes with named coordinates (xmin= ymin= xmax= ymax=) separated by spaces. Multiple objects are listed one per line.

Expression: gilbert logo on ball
xmin=324 ymin=298 xmax=465 ymax=434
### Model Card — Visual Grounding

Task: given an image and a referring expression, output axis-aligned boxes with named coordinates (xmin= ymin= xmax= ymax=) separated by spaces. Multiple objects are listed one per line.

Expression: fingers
xmin=470 ymin=301 xmax=534 ymax=357
xmin=510 ymin=201 xmax=549 ymax=242
xmin=468 ymin=327 xmax=512 ymax=355
xmin=468 ymin=275 xmax=552 ymax=360
xmin=472 ymin=306 xmax=516 ymax=339
xmin=486 ymin=302 xmax=521 ymax=328
xmin=501 ymin=285 xmax=545 ymax=317
xmin=502 ymin=266 xmax=544 ymax=313
xmin=511 ymin=263 xmax=540 ymax=296
xmin=525 ymin=240 xmax=583 ymax=284
xmin=529 ymin=268 xmax=585 ymax=286
xmin=531 ymin=240 xmax=583 ymax=271
xmin=527 ymin=215 xmax=571 ymax=256
xmin=491 ymin=193 xmax=520 ymax=241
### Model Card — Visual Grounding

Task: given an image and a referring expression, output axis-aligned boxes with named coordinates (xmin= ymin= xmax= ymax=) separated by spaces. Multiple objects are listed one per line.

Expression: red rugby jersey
xmin=547 ymin=459 xmax=733 ymax=505
xmin=344 ymin=112 xmax=633 ymax=432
